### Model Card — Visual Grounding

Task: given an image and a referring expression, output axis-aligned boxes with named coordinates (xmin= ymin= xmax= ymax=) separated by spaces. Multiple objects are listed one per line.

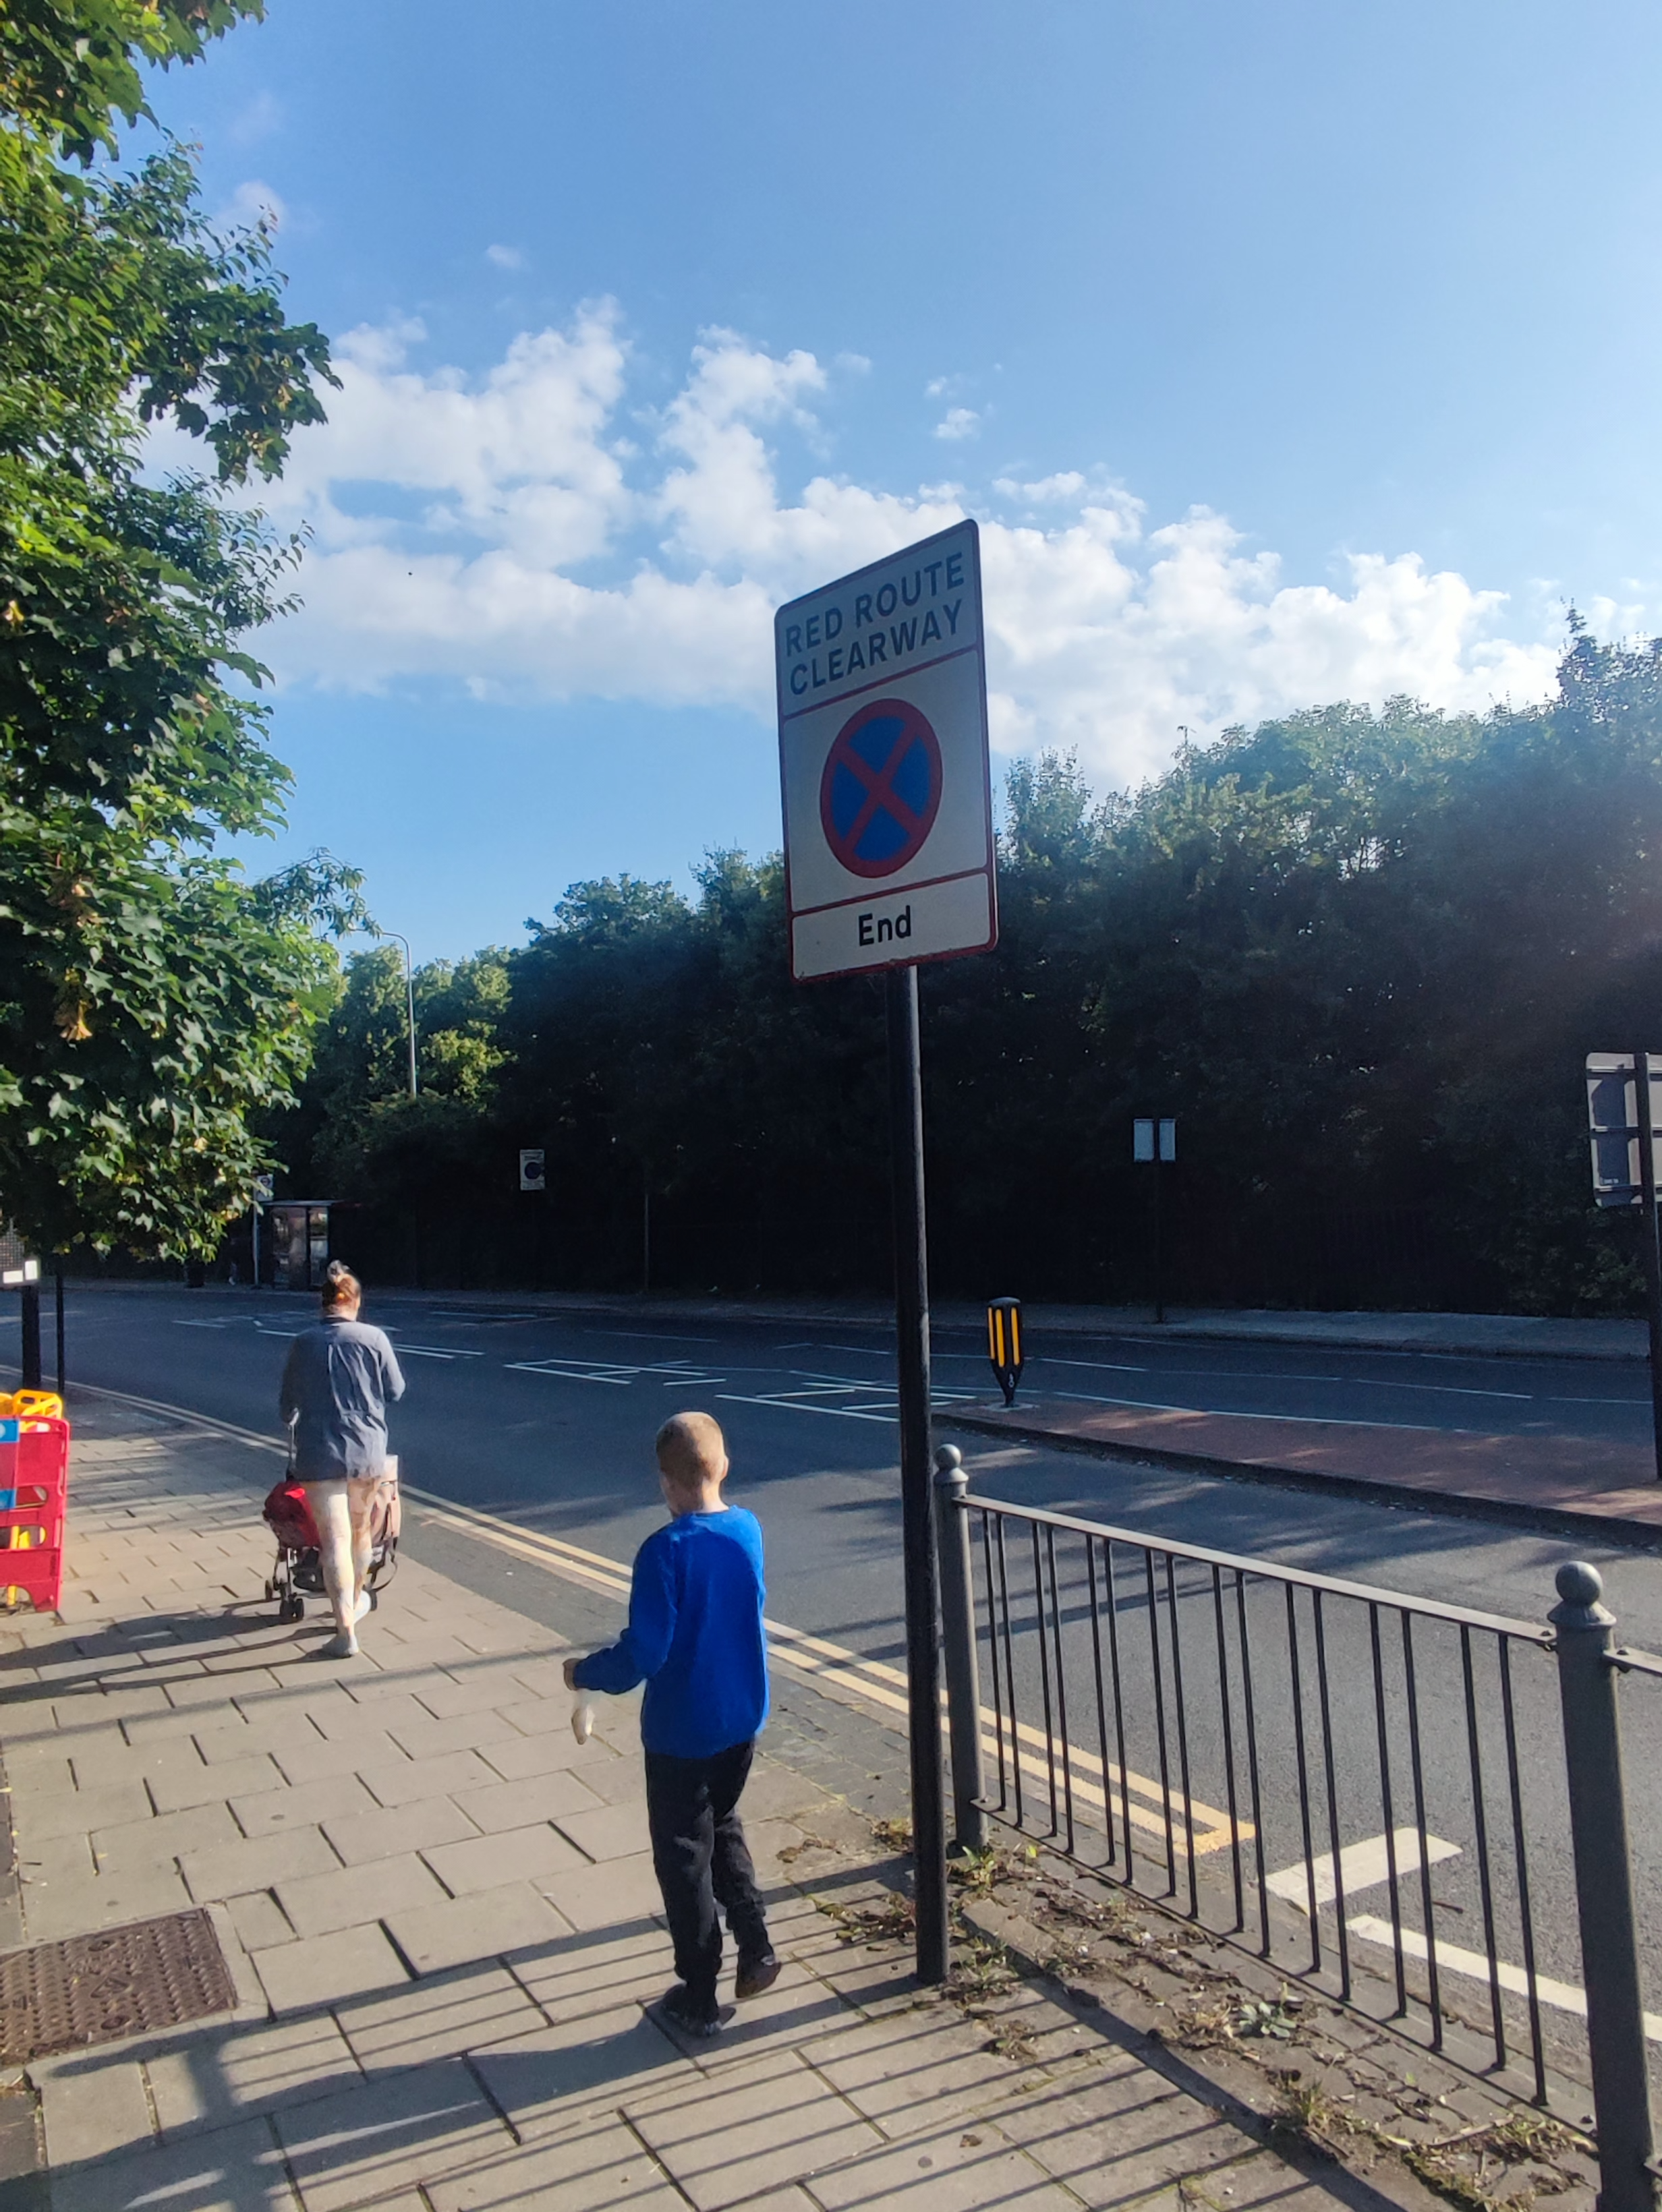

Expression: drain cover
xmin=0 ymin=1910 xmax=236 ymax=2061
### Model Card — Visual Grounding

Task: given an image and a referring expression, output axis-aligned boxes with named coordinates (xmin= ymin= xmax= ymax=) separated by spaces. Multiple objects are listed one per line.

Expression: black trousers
xmin=644 ymin=1737 xmax=770 ymax=2011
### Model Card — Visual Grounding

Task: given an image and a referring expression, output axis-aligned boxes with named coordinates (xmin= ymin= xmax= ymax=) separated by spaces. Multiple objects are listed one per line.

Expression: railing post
xmin=934 ymin=1445 xmax=987 ymax=1853
xmin=1549 ymin=1561 xmax=1657 ymax=2212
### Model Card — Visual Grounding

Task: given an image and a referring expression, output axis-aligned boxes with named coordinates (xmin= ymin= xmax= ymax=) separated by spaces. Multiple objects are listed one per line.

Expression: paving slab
xmin=469 ymin=2003 xmax=685 ymax=2135
xmin=45 ymin=2115 xmax=295 ymax=2212
xmin=422 ymin=1819 xmax=588 ymax=1895
xmin=272 ymin=2058 xmax=514 ymax=2212
xmin=253 ymin=1921 xmax=411 ymax=2014
xmin=275 ymin=1849 xmax=449 ymax=1938
xmin=335 ymin=1962 xmax=546 ymax=2073
xmin=424 ymin=2118 xmax=687 ymax=2212
xmin=384 ymin=1878 xmax=574 ymax=1975
xmin=626 ymin=2044 xmax=884 ymax=2211
xmin=145 ymin=2012 xmax=364 ymax=2137
xmin=459 ymin=1768 xmax=608 ymax=1833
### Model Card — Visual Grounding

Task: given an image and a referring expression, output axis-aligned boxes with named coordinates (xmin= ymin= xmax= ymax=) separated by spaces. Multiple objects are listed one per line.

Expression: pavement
xmin=946 ymin=1393 xmax=1662 ymax=1546
xmin=0 ymin=1393 xmax=1427 ymax=2212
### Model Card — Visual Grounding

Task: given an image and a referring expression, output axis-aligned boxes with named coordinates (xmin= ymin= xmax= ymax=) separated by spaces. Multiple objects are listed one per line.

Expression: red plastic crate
xmin=0 ymin=1417 xmax=69 ymax=1612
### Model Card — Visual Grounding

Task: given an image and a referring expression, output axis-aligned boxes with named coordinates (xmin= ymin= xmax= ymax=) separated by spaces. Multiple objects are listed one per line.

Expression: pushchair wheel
xmin=280 ymin=1594 xmax=305 ymax=1623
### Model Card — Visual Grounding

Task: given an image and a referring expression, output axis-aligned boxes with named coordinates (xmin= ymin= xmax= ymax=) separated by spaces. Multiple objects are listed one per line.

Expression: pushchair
xmin=262 ymin=1453 xmax=401 ymax=1624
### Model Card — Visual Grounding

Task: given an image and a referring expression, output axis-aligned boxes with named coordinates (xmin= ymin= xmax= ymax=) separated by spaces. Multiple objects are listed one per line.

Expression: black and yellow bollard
xmin=986 ymin=1297 xmax=1024 ymax=1405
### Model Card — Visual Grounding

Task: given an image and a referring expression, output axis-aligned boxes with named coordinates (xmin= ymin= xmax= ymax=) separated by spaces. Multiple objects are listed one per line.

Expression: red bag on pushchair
xmin=261 ymin=1467 xmax=401 ymax=1623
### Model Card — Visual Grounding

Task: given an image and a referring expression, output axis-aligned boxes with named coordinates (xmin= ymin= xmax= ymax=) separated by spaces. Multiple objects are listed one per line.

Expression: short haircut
xmin=656 ymin=1411 xmax=726 ymax=1489
xmin=320 ymin=1260 xmax=362 ymax=1310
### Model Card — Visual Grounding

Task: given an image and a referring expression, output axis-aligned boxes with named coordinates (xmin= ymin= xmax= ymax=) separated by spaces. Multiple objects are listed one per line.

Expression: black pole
xmin=886 ymin=963 xmax=948 ymax=1984
xmin=19 ymin=1281 xmax=41 ymax=1391
xmin=53 ymin=1270 xmax=64 ymax=1399
xmin=643 ymin=1175 xmax=651 ymax=1298
xmin=1153 ymin=1159 xmax=1166 ymax=1326
xmin=1633 ymin=1051 xmax=1662 ymax=1483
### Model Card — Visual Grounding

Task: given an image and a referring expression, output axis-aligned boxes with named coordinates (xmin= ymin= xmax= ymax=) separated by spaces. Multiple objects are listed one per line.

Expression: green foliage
xmin=295 ymin=637 xmax=1662 ymax=1315
xmin=1 ymin=0 xmax=264 ymax=161
xmin=0 ymin=0 xmax=353 ymax=1257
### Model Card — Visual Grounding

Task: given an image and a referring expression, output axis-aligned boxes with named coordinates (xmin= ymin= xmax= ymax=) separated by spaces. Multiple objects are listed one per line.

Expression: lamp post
xmin=379 ymin=931 xmax=419 ymax=1098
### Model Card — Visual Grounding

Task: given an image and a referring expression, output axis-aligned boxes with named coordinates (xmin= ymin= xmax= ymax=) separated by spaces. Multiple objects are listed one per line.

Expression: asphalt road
xmin=12 ymin=1279 xmax=1662 ymax=2081
xmin=10 ymin=1281 xmax=1661 ymax=1648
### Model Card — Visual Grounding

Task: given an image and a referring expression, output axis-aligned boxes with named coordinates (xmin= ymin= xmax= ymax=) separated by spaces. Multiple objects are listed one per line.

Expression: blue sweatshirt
xmin=573 ymin=1507 xmax=768 ymax=1758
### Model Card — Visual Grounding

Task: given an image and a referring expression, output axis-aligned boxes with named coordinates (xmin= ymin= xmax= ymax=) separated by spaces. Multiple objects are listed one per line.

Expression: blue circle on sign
xmin=820 ymin=698 xmax=944 ymax=879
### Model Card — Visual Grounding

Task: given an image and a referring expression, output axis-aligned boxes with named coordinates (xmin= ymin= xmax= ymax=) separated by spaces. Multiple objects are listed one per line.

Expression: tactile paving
xmin=0 ymin=1909 xmax=236 ymax=2060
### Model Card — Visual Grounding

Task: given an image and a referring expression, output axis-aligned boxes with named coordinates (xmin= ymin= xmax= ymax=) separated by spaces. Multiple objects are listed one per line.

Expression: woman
xmin=277 ymin=1262 xmax=405 ymax=1658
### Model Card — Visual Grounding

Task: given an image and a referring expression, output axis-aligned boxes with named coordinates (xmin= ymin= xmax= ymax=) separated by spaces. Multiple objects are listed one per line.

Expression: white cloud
xmin=934 ymin=407 xmax=981 ymax=442
xmin=486 ymin=243 xmax=524 ymax=270
xmin=216 ymin=179 xmax=287 ymax=233
xmin=253 ymin=309 xmax=1576 ymax=789
xmin=227 ymin=90 xmax=282 ymax=148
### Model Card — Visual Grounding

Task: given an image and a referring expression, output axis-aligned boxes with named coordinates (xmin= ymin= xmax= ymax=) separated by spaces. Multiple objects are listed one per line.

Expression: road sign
xmin=776 ymin=519 xmax=996 ymax=983
xmin=519 ymin=1148 xmax=546 ymax=1193
xmin=1586 ymin=1054 xmax=1662 ymax=1206
xmin=1133 ymin=1118 xmax=1176 ymax=1163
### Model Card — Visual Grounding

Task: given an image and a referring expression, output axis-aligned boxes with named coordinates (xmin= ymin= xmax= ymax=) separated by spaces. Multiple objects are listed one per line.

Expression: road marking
xmin=1344 ymin=1915 xmax=1662 ymax=2042
xmin=394 ymin=1345 xmax=486 ymax=1361
xmin=171 ymin=1320 xmax=233 ymax=1330
xmin=585 ymin=1329 xmax=722 ymax=1345
xmin=1266 ymin=1830 xmax=1461 ymax=1913
xmin=1041 ymin=1358 xmax=1150 ymax=1375
xmin=508 ymin=1358 xmax=728 ymax=1387
xmin=1039 ymin=1388 xmax=1472 ymax=1437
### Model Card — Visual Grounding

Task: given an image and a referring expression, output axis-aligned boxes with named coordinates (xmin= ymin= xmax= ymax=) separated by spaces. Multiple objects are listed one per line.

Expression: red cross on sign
xmin=819 ymin=698 xmax=944 ymax=879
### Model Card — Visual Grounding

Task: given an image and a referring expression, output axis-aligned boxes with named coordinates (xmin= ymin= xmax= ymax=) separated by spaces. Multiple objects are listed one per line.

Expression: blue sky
xmin=145 ymin=0 xmax=1662 ymax=960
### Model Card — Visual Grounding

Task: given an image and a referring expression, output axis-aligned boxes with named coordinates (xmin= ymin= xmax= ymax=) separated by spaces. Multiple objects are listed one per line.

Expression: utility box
xmin=264 ymin=1202 xmax=335 ymax=1291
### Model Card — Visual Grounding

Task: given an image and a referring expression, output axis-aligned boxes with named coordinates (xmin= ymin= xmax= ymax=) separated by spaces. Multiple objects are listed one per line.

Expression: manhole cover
xmin=0 ymin=1910 xmax=236 ymax=2062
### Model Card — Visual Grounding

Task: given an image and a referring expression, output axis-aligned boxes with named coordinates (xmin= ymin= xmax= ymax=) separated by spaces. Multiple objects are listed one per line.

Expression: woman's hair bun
xmin=320 ymin=1260 xmax=362 ymax=1308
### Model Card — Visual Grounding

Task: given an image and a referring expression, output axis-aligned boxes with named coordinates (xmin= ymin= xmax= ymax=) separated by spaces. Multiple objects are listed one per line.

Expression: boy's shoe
xmin=656 ymin=1984 xmax=723 ymax=2039
xmin=735 ymin=1952 xmax=782 ymax=2001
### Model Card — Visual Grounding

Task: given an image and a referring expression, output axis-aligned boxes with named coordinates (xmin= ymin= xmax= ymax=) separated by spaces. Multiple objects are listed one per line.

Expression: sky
xmin=142 ymin=0 xmax=1662 ymax=962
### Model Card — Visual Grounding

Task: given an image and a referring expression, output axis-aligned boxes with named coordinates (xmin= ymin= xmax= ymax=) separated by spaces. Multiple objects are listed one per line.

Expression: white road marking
xmin=1345 ymin=1915 xmax=1662 ymax=2041
xmin=585 ymin=1329 xmax=722 ymax=1344
xmin=1266 ymin=1829 xmax=1461 ymax=1913
xmin=1042 ymin=1357 xmax=1150 ymax=1375
xmin=508 ymin=1358 xmax=727 ymax=1387
xmin=393 ymin=1343 xmax=485 ymax=1360
xmin=1037 ymin=1388 xmax=1468 ymax=1436
xmin=171 ymin=1320 xmax=232 ymax=1330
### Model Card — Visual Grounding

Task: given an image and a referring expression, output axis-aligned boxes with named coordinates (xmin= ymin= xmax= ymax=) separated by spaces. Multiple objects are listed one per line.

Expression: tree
xmin=0 ymin=0 xmax=360 ymax=1257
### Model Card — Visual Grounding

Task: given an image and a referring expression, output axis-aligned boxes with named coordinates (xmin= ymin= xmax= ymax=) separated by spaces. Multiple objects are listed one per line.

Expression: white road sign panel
xmin=775 ymin=519 xmax=996 ymax=982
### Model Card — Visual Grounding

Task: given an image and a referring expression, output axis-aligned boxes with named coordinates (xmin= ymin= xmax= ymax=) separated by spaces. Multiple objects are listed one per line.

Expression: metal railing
xmin=931 ymin=1450 xmax=1659 ymax=2212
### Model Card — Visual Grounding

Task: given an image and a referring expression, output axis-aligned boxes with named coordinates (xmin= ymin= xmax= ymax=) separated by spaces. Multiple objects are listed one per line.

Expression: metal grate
xmin=0 ymin=1910 xmax=235 ymax=2061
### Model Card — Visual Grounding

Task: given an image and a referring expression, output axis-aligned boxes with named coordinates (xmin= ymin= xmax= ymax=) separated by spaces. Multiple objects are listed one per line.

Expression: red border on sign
xmin=819 ymin=697 xmax=944 ymax=880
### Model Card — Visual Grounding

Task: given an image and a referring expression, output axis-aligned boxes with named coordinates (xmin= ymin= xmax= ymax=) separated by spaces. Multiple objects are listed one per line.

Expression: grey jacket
xmin=279 ymin=1316 xmax=405 ymax=1480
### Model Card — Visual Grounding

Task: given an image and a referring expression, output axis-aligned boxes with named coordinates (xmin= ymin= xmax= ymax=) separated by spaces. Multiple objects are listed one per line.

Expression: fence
xmin=932 ymin=1455 xmax=1658 ymax=2212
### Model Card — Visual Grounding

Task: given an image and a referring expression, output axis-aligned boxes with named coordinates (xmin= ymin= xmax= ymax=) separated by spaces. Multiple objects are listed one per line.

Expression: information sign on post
xmin=776 ymin=519 xmax=996 ymax=983
xmin=1586 ymin=1052 xmax=1662 ymax=1481
xmin=774 ymin=520 xmax=998 ymax=1986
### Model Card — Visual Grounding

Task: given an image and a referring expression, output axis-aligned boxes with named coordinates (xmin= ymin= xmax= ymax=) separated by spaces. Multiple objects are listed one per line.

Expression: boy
xmin=564 ymin=1411 xmax=778 ymax=2036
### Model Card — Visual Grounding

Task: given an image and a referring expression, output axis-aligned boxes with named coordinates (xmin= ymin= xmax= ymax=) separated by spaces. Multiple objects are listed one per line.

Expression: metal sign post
xmin=776 ymin=520 xmax=996 ymax=1985
xmin=1585 ymin=1052 xmax=1662 ymax=1480
xmin=1133 ymin=1118 xmax=1177 ymax=1324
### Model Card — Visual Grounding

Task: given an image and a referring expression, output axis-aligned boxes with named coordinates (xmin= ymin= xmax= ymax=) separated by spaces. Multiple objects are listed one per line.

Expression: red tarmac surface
xmin=948 ymin=1394 xmax=1662 ymax=1540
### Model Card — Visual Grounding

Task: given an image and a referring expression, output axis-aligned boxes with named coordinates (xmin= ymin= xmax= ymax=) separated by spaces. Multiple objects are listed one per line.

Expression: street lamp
xmin=379 ymin=931 xmax=419 ymax=1098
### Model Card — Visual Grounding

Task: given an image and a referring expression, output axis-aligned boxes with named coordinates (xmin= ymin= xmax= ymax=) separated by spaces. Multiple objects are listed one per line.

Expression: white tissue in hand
xmin=571 ymin=1696 xmax=595 ymax=1745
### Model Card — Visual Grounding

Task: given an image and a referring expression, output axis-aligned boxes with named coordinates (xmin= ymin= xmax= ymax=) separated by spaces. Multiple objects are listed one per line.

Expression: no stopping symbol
xmin=820 ymin=698 xmax=943 ymax=879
